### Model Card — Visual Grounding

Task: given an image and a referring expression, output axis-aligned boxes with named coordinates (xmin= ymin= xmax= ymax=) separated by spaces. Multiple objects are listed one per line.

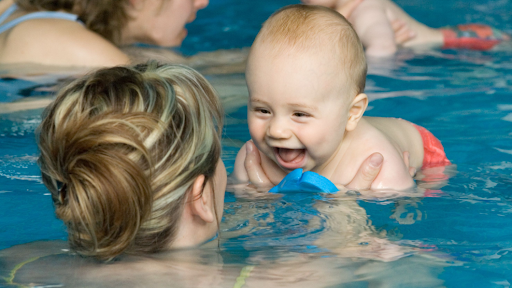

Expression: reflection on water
xmin=0 ymin=195 xmax=451 ymax=287
xmin=0 ymin=241 xmax=451 ymax=287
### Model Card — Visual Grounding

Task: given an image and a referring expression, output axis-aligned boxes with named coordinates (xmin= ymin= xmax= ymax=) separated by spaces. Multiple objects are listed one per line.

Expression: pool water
xmin=1 ymin=0 xmax=512 ymax=287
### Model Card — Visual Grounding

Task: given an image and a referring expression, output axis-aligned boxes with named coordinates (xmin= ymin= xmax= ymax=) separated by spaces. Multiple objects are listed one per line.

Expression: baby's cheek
xmin=247 ymin=116 xmax=258 ymax=132
xmin=305 ymin=127 xmax=342 ymax=156
xmin=308 ymin=125 xmax=332 ymax=143
xmin=248 ymin=121 xmax=262 ymax=138
xmin=248 ymin=123 xmax=269 ymax=153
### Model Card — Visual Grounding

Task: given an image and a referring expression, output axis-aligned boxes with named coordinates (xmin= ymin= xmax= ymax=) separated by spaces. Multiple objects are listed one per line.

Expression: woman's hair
xmin=15 ymin=0 xmax=130 ymax=44
xmin=37 ymin=62 xmax=223 ymax=261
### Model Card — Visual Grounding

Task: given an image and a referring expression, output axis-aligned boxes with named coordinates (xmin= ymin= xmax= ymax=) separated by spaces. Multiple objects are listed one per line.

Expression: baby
xmin=231 ymin=4 xmax=451 ymax=190
xmin=302 ymin=0 xmax=510 ymax=57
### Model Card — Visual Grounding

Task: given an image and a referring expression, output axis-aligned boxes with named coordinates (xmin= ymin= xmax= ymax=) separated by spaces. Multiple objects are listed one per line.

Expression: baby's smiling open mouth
xmin=274 ymin=147 xmax=307 ymax=170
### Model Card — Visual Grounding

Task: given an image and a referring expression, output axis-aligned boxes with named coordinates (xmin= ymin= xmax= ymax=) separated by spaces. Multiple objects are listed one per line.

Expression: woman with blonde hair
xmin=37 ymin=61 xmax=226 ymax=260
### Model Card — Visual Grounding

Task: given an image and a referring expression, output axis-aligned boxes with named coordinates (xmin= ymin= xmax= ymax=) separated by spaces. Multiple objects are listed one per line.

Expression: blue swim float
xmin=269 ymin=168 xmax=339 ymax=193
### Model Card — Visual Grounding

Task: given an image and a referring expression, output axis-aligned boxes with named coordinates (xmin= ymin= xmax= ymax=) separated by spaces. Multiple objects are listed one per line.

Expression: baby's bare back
xmin=364 ymin=117 xmax=424 ymax=168
xmin=326 ymin=117 xmax=420 ymax=190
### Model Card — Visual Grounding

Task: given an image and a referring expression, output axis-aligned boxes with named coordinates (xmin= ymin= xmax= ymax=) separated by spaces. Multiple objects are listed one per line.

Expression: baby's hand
xmin=402 ymin=151 xmax=417 ymax=176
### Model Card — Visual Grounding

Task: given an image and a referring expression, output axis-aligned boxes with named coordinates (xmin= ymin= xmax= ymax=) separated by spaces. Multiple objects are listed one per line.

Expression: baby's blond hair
xmin=37 ymin=62 xmax=223 ymax=261
xmin=253 ymin=4 xmax=367 ymax=95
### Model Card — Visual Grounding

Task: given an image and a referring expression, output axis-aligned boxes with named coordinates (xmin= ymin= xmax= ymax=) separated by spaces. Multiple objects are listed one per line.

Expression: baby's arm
xmin=347 ymin=0 xmax=397 ymax=57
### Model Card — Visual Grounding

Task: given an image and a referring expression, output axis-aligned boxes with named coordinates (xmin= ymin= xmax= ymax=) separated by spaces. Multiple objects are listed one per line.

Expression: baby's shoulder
xmin=352 ymin=119 xmax=416 ymax=189
xmin=363 ymin=117 xmax=424 ymax=167
xmin=352 ymin=117 xmax=403 ymax=154
xmin=330 ymin=122 xmax=399 ymax=177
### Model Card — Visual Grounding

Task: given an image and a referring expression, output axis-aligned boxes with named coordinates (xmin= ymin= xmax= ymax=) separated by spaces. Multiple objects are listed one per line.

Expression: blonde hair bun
xmin=38 ymin=62 xmax=223 ymax=260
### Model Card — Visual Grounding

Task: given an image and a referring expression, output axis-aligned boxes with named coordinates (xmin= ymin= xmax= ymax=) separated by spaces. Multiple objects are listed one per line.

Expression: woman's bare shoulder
xmin=0 ymin=240 xmax=69 ymax=280
xmin=0 ymin=240 xmax=68 ymax=259
xmin=0 ymin=18 xmax=129 ymax=67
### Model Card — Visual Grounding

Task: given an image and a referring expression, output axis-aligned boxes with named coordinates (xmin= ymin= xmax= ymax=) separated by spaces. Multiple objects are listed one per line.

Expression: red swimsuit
xmin=411 ymin=123 xmax=451 ymax=168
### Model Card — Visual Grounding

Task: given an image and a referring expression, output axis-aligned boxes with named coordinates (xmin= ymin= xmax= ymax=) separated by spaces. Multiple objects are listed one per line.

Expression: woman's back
xmin=0 ymin=0 xmax=128 ymax=67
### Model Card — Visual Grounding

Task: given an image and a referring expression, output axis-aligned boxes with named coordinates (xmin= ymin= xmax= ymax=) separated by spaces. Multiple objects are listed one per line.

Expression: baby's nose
xmin=267 ymin=118 xmax=291 ymax=139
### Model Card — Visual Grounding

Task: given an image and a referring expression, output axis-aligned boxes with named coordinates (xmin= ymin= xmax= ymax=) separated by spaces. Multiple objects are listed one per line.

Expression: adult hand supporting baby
xmin=243 ymin=141 xmax=385 ymax=192
xmin=244 ymin=140 xmax=272 ymax=187
xmin=344 ymin=152 xmax=384 ymax=190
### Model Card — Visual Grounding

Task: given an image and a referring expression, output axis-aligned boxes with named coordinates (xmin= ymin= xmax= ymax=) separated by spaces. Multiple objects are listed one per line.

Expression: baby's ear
xmin=346 ymin=93 xmax=368 ymax=131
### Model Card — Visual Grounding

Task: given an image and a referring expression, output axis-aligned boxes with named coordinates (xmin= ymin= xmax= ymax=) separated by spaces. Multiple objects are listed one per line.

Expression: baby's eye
xmin=293 ymin=111 xmax=310 ymax=117
xmin=255 ymin=108 xmax=271 ymax=114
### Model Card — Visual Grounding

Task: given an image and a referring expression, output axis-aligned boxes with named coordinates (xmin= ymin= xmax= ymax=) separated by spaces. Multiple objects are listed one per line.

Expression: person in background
xmin=0 ymin=0 xmax=209 ymax=67
xmin=302 ymin=0 xmax=510 ymax=57
xmin=0 ymin=0 xmax=415 ymax=68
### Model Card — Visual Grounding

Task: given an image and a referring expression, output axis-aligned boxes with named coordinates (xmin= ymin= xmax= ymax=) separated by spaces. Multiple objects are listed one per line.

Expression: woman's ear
xmin=189 ymin=175 xmax=215 ymax=223
xmin=346 ymin=93 xmax=368 ymax=131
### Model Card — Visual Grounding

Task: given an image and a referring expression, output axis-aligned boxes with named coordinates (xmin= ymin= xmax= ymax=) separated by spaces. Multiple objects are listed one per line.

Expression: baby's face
xmin=246 ymin=44 xmax=352 ymax=173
